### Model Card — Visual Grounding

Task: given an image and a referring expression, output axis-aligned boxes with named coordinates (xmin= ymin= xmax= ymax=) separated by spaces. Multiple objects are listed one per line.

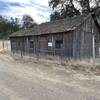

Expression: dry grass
xmin=1 ymin=52 xmax=100 ymax=75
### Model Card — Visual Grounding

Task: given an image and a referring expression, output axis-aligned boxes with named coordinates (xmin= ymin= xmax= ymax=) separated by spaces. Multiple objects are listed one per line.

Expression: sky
xmin=0 ymin=0 xmax=52 ymax=23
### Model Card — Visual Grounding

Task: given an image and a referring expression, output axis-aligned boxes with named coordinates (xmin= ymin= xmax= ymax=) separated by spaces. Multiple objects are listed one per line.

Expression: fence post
xmin=2 ymin=39 xmax=4 ymax=51
xmin=36 ymin=41 xmax=39 ymax=61
xmin=92 ymin=34 xmax=96 ymax=69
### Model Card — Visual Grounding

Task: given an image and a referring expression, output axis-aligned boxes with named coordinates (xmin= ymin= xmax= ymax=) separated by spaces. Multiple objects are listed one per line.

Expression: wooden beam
xmin=92 ymin=34 xmax=95 ymax=65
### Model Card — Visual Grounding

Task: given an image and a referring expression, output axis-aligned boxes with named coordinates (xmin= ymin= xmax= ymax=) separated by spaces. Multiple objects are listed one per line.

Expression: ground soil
xmin=0 ymin=52 xmax=100 ymax=100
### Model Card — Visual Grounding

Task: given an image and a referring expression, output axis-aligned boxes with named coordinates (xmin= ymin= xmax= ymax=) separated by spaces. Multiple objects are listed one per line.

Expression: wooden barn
xmin=10 ymin=14 xmax=100 ymax=59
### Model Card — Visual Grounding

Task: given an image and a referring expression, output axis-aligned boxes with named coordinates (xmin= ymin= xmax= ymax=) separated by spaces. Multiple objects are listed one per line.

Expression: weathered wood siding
xmin=11 ymin=37 xmax=22 ymax=53
xmin=38 ymin=36 xmax=48 ymax=53
xmin=10 ymin=16 xmax=99 ymax=59
xmin=10 ymin=32 xmax=74 ymax=57
xmin=63 ymin=32 xmax=73 ymax=57
xmin=73 ymin=16 xmax=99 ymax=59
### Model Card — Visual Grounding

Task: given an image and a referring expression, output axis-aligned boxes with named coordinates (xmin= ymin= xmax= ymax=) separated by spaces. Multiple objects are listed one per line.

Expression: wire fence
xmin=0 ymin=40 xmax=100 ymax=67
xmin=12 ymin=48 xmax=65 ymax=60
xmin=11 ymin=42 xmax=100 ymax=61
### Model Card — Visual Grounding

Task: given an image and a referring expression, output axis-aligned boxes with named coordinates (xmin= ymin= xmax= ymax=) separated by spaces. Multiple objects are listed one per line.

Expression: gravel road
xmin=0 ymin=54 xmax=100 ymax=100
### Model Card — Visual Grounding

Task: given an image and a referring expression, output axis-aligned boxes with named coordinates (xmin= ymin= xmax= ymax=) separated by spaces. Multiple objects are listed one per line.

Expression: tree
xmin=0 ymin=16 xmax=20 ymax=38
xmin=50 ymin=11 xmax=61 ymax=21
xmin=49 ymin=0 xmax=80 ymax=21
xmin=49 ymin=0 xmax=100 ymax=21
xmin=22 ymin=15 xmax=37 ymax=28
xmin=78 ymin=0 xmax=100 ymax=15
xmin=78 ymin=0 xmax=91 ymax=13
xmin=7 ymin=17 xmax=20 ymax=33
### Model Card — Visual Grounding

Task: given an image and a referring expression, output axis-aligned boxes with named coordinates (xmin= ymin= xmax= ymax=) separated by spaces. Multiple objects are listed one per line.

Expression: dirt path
xmin=0 ymin=53 xmax=100 ymax=100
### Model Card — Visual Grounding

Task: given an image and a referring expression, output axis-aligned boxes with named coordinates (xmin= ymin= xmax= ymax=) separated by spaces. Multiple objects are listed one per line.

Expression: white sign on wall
xmin=48 ymin=42 xmax=52 ymax=47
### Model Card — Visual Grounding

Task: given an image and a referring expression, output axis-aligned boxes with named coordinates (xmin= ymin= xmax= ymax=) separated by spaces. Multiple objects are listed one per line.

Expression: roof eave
xmin=9 ymin=29 xmax=75 ymax=38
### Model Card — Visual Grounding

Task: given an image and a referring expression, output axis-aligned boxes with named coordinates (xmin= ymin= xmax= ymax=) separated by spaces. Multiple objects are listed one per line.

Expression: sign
xmin=48 ymin=42 xmax=52 ymax=47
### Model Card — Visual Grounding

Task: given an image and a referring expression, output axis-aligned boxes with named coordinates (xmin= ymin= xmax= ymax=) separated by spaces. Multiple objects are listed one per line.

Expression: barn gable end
xmin=73 ymin=15 xmax=100 ymax=59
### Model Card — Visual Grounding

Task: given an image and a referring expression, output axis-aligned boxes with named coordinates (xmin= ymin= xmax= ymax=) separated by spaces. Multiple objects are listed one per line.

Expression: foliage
xmin=49 ymin=0 xmax=100 ymax=21
xmin=50 ymin=11 xmax=61 ymax=21
xmin=22 ymin=15 xmax=37 ymax=28
xmin=0 ymin=16 xmax=20 ymax=38
xmin=78 ymin=0 xmax=100 ymax=15
xmin=49 ymin=0 xmax=80 ymax=21
xmin=0 ymin=14 xmax=37 ymax=38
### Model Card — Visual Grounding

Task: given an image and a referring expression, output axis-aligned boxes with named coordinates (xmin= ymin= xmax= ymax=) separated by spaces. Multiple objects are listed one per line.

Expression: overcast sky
xmin=0 ymin=0 xmax=52 ymax=23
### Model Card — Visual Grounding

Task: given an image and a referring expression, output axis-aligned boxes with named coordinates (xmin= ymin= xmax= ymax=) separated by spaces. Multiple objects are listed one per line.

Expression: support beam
xmin=92 ymin=34 xmax=95 ymax=68
xmin=26 ymin=37 xmax=29 ymax=53
xmin=81 ymin=31 xmax=84 ymax=59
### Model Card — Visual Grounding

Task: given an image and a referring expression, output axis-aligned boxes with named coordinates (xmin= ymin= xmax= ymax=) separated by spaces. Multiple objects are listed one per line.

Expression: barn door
xmin=38 ymin=36 xmax=48 ymax=54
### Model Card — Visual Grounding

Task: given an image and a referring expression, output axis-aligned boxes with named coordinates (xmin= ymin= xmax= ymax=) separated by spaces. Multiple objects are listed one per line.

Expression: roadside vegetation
xmin=0 ymin=16 xmax=20 ymax=38
xmin=0 ymin=15 xmax=37 ymax=39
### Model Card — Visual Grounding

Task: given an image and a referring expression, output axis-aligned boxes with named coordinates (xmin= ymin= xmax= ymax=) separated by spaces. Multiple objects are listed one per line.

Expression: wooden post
xmin=81 ymin=31 xmax=84 ymax=59
xmin=26 ymin=37 xmax=29 ymax=53
xmin=92 ymin=34 xmax=96 ymax=68
xmin=2 ymin=39 xmax=4 ymax=51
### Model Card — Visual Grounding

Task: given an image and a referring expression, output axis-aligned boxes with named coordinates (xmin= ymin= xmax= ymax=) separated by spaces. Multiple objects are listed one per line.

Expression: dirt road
xmin=0 ymin=54 xmax=100 ymax=100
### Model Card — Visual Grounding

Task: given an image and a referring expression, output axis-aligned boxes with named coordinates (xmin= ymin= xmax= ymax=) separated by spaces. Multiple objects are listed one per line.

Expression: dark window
xmin=55 ymin=40 xmax=63 ymax=49
xmin=18 ymin=42 xmax=20 ymax=46
xmin=29 ymin=41 xmax=34 ymax=49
